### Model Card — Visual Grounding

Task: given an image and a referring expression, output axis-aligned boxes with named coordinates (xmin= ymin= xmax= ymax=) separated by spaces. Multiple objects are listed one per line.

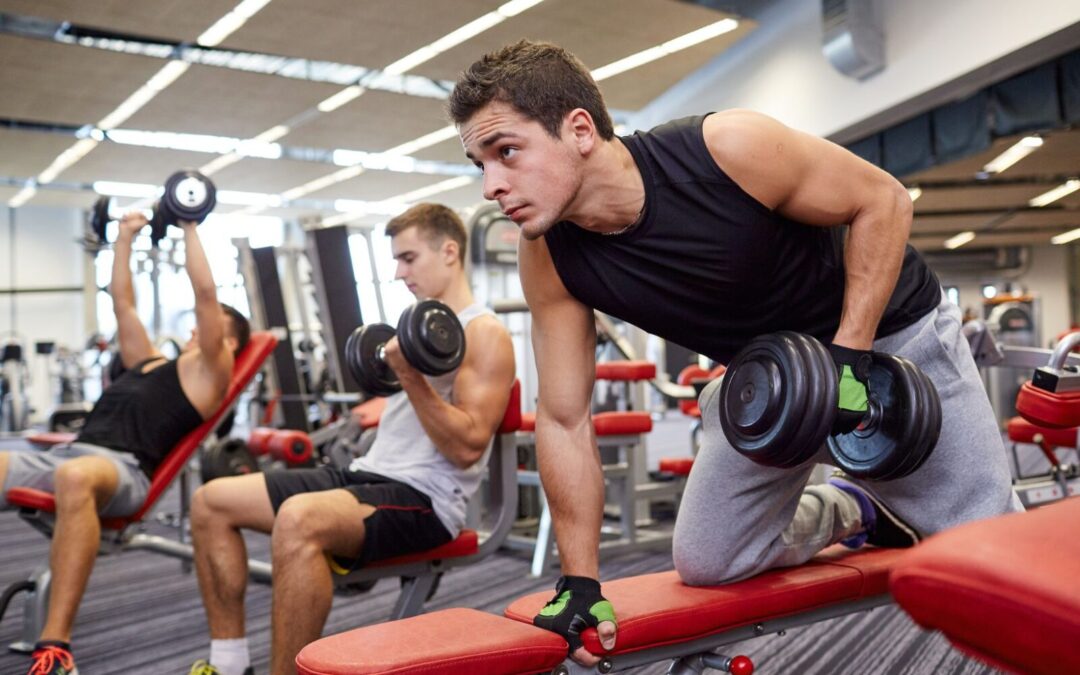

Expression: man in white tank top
xmin=187 ymin=203 xmax=516 ymax=675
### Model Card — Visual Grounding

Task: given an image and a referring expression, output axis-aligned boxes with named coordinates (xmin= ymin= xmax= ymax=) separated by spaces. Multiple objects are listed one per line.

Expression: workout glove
xmin=533 ymin=575 xmax=617 ymax=655
xmin=829 ymin=343 xmax=872 ymax=434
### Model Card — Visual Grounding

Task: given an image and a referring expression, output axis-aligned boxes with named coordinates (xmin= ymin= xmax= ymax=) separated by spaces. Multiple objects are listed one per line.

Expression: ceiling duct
xmin=922 ymin=246 xmax=1029 ymax=279
xmin=822 ymin=0 xmax=885 ymax=80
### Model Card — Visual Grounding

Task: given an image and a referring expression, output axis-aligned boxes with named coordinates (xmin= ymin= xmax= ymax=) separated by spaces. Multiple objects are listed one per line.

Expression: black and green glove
xmin=533 ymin=576 xmax=617 ymax=655
xmin=829 ymin=343 xmax=872 ymax=434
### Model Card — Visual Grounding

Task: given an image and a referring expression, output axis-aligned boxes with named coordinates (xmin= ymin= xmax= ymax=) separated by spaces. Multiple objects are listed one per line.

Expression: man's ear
xmin=225 ymin=335 xmax=238 ymax=357
xmin=566 ymin=108 xmax=597 ymax=155
xmin=442 ymin=238 xmax=460 ymax=265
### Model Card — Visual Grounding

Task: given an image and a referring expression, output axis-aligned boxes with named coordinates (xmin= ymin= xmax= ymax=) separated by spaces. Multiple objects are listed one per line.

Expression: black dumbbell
xmin=718 ymin=332 xmax=940 ymax=481
xmin=344 ymin=300 xmax=466 ymax=397
xmin=87 ymin=170 xmax=216 ymax=247
xmin=199 ymin=438 xmax=259 ymax=483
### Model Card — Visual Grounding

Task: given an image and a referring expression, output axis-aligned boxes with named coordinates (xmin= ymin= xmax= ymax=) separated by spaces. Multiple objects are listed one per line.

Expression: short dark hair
xmin=385 ymin=203 xmax=468 ymax=265
xmin=448 ymin=40 xmax=615 ymax=141
xmin=220 ymin=303 xmax=250 ymax=358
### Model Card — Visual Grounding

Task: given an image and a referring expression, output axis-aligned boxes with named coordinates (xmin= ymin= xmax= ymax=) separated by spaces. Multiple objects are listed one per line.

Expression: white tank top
xmin=349 ymin=303 xmax=496 ymax=537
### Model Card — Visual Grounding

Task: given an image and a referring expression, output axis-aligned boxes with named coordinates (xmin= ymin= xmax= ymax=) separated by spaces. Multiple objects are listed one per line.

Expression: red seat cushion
xmin=351 ymin=397 xmax=387 ymax=430
xmin=592 ymin=411 xmax=652 ymax=435
xmin=890 ymin=499 xmax=1080 ymax=675
xmin=658 ymin=457 xmax=694 ymax=476
xmin=519 ymin=411 xmax=652 ymax=436
xmin=295 ymin=607 xmax=566 ymax=675
xmin=368 ymin=530 xmax=478 ymax=568
xmin=1006 ymin=416 xmax=1078 ymax=448
xmin=26 ymin=432 xmax=78 ymax=447
xmin=595 ymin=360 xmax=657 ymax=381
xmin=506 ymin=546 xmax=901 ymax=656
xmin=1016 ymin=381 xmax=1080 ymax=428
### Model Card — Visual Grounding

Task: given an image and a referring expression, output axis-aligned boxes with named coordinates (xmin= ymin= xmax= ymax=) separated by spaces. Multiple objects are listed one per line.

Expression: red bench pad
xmin=507 ymin=546 xmax=901 ymax=656
xmin=351 ymin=397 xmax=387 ymax=430
xmin=27 ymin=432 xmax=78 ymax=447
xmin=1016 ymin=381 xmax=1080 ymax=429
xmin=595 ymin=361 xmax=657 ymax=381
xmin=1006 ymin=416 xmax=1078 ymax=448
xmin=890 ymin=498 xmax=1080 ymax=675
xmin=658 ymin=457 xmax=694 ymax=476
xmin=519 ymin=411 xmax=652 ymax=435
xmin=296 ymin=607 xmax=566 ymax=675
xmin=368 ymin=529 xmax=478 ymax=568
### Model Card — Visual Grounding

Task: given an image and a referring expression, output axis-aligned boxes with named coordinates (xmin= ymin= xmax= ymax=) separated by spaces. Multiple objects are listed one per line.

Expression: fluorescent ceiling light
xmin=592 ymin=18 xmax=739 ymax=81
xmin=427 ymin=14 xmax=503 ymax=54
xmin=7 ymin=185 xmax=37 ymax=208
xmin=333 ymin=199 xmax=409 ymax=216
xmin=93 ymin=181 xmax=158 ymax=198
xmin=1028 ymin=179 xmax=1080 ymax=208
xmin=1051 ymin=228 xmax=1080 ymax=245
xmin=393 ymin=176 xmax=476 ymax=202
xmin=145 ymin=60 xmax=191 ymax=92
xmin=198 ymin=0 xmax=273 ymax=47
xmin=944 ymin=231 xmax=976 ymax=249
xmin=217 ymin=190 xmax=282 ymax=207
xmin=281 ymin=166 xmax=364 ymax=202
xmin=105 ymin=128 xmax=281 ymax=159
xmin=907 ymin=187 xmax=922 ymax=202
xmin=37 ymin=139 xmax=99 ymax=184
xmin=317 ymin=85 xmax=365 ymax=113
xmin=983 ymin=136 xmax=1043 ymax=175
xmin=383 ymin=126 xmax=459 ymax=156
xmin=253 ymin=125 xmax=290 ymax=143
xmin=498 ymin=0 xmax=544 ymax=16
xmin=200 ymin=153 xmax=243 ymax=176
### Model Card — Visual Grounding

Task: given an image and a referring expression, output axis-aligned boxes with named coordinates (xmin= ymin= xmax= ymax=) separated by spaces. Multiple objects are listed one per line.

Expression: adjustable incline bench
xmin=1 ymin=332 xmax=278 ymax=651
xmin=296 ymin=545 xmax=900 ymax=675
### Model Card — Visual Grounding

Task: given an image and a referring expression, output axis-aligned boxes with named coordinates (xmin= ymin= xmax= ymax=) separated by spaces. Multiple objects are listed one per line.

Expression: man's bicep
xmin=455 ymin=324 xmax=516 ymax=430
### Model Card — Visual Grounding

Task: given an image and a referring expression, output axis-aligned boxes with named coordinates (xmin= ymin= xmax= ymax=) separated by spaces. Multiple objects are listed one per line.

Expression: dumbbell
xmin=344 ymin=300 xmax=466 ymax=397
xmin=718 ymin=332 xmax=941 ymax=481
xmin=89 ymin=169 xmax=217 ymax=247
xmin=200 ymin=438 xmax=259 ymax=483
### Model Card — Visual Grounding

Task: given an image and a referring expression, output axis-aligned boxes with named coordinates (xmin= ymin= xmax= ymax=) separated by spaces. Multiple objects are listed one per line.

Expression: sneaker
xmin=828 ymin=473 xmax=920 ymax=549
xmin=188 ymin=660 xmax=254 ymax=675
xmin=27 ymin=641 xmax=77 ymax=675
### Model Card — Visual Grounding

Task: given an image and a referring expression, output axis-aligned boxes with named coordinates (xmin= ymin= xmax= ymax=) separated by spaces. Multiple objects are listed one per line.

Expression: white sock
xmin=210 ymin=637 xmax=250 ymax=675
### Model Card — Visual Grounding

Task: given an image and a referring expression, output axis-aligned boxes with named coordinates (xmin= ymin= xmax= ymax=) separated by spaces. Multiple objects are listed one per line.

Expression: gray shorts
xmin=0 ymin=440 xmax=150 ymax=517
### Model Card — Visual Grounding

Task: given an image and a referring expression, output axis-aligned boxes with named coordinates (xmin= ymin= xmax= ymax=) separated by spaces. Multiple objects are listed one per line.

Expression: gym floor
xmin=0 ymin=415 xmax=1050 ymax=674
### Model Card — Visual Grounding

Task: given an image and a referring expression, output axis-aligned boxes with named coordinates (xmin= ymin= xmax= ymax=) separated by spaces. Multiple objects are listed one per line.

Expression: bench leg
xmin=9 ymin=565 xmax=49 ymax=653
xmin=391 ymin=575 xmax=438 ymax=620
xmin=531 ymin=492 xmax=556 ymax=578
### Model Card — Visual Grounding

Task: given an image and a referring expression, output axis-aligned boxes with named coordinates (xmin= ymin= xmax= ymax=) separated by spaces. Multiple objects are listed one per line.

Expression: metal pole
xmin=363 ymin=228 xmax=386 ymax=323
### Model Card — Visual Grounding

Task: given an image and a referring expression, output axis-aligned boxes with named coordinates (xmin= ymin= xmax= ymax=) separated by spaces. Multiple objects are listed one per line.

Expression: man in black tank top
xmin=451 ymin=41 xmax=1018 ymax=665
xmin=0 ymin=211 xmax=250 ymax=675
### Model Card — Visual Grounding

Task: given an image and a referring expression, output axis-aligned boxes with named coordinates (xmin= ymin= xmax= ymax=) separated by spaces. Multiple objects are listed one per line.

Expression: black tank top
xmin=77 ymin=357 xmax=204 ymax=476
xmin=544 ymin=115 xmax=941 ymax=364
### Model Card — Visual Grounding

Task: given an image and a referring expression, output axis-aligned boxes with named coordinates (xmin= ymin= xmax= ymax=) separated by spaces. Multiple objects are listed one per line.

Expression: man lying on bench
xmin=188 ymin=204 xmax=515 ymax=675
xmin=0 ymin=211 xmax=250 ymax=675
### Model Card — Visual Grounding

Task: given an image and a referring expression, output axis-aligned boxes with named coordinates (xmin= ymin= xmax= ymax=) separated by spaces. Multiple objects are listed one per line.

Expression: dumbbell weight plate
xmin=719 ymin=332 xmax=837 ymax=468
xmin=882 ymin=358 xmax=941 ymax=480
xmin=161 ymin=169 xmax=217 ymax=224
xmin=397 ymin=300 xmax=465 ymax=376
xmin=149 ymin=200 xmax=168 ymax=248
xmin=91 ymin=196 xmax=112 ymax=244
xmin=344 ymin=323 xmax=401 ymax=397
xmin=826 ymin=353 xmax=939 ymax=480
xmin=200 ymin=438 xmax=259 ymax=484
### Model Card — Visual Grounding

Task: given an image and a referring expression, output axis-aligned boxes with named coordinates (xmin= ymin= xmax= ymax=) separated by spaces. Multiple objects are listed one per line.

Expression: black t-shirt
xmin=544 ymin=114 xmax=941 ymax=364
xmin=78 ymin=357 xmax=203 ymax=476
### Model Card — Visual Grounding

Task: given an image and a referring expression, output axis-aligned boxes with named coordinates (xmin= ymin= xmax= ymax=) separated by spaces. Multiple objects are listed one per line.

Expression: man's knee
xmin=53 ymin=460 xmax=112 ymax=506
xmin=272 ymin=495 xmax=322 ymax=548
xmin=191 ymin=480 xmax=244 ymax=530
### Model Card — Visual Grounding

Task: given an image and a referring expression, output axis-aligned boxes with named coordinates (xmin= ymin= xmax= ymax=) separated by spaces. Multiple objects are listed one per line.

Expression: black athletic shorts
xmin=263 ymin=466 xmax=452 ymax=570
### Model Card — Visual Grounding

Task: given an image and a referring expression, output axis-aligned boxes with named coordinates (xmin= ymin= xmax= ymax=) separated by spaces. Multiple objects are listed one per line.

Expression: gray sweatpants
xmin=673 ymin=296 xmax=1020 ymax=585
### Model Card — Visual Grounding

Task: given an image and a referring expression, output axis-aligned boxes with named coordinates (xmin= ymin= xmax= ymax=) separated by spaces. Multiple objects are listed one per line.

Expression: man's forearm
xmin=110 ymin=234 xmax=136 ymax=310
xmin=833 ymin=187 xmax=913 ymax=349
xmin=182 ymin=226 xmax=218 ymax=300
